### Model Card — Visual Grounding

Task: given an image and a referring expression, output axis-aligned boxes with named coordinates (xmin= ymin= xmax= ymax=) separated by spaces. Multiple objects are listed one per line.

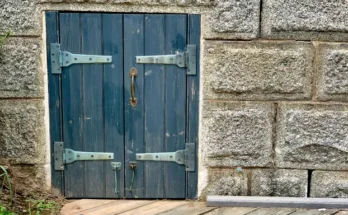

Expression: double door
xmin=46 ymin=12 xmax=200 ymax=199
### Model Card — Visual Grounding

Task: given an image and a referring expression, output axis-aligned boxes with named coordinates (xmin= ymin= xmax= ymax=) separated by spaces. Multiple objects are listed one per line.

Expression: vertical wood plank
xmin=187 ymin=14 xmax=200 ymax=199
xmin=103 ymin=14 xmax=125 ymax=198
xmin=164 ymin=14 xmax=187 ymax=198
xmin=144 ymin=14 xmax=166 ymax=198
xmin=124 ymin=14 xmax=145 ymax=198
xmin=46 ymin=11 xmax=63 ymax=194
xmin=81 ymin=13 xmax=104 ymax=198
xmin=60 ymin=13 xmax=84 ymax=198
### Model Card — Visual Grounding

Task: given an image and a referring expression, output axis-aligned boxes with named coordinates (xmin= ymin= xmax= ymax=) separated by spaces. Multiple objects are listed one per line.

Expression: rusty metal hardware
xmin=129 ymin=68 xmax=138 ymax=107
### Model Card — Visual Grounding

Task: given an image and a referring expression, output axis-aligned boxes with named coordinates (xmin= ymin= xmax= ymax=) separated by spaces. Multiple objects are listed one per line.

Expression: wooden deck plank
xmin=290 ymin=209 xmax=339 ymax=215
xmin=118 ymin=201 xmax=189 ymax=215
xmin=246 ymin=208 xmax=283 ymax=215
xmin=159 ymin=202 xmax=214 ymax=215
xmin=60 ymin=199 xmax=116 ymax=215
xmin=81 ymin=200 xmax=153 ymax=215
xmin=272 ymin=208 xmax=298 ymax=215
xmin=205 ymin=207 xmax=258 ymax=215
xmin=336 ymin=211 xmax=348 ymax=215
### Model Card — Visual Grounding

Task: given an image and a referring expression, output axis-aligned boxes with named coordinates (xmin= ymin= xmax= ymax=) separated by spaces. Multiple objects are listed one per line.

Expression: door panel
xmin=60 ymin=13 xmax=125 ymax=198
xmin=187 ymin=14 xmax=200 ymax=199
xmin=103 ymin=14 xmax=124 ymax=198
xmin=81 ymin=13 xmax=104 ymax=198
xmin=164 ymin=14 xmax=187 ymax=198
xmin=60 ymin=13 xmax=84 ymax=198
xmin=50 ymin=12 xmax=199 ymax=199
xmin=164 ymin=15 xmax=187 ymax=198
xmin=144 ymin=14 xmax=166 ymax=198
xmin=124 ymin=14 xmax=146 ymax=198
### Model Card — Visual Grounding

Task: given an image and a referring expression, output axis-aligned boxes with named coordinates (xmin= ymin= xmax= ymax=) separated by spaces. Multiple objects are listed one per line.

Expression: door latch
xmin=50 ymin=43 xmax=112 ymax=74
xmin=54 ymin=142 xmax=114 ymax=170
xmin=111 ymin=162 xmax=121 ymax=194
xmin=135 ymin=45 xmax=196 ymax=75
xmin=136 ymin=143 xmax=195 ymax=171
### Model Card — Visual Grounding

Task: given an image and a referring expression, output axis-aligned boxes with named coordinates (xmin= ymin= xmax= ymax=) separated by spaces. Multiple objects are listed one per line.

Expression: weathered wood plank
xmin=82 ymin=200 xmax=153 ymax=215
xmin=272 ymin=208 xmax=298 ymax=215
xmin=144 ymin=14 xmax=166 ymax=198
xmin=186 ymin=14 xmax=200 ymax=199
xmin=81 ymin=13 xmax=104 ymax=198
xmin=46 ymin=11 xmax=63 ymax=195
xmin=335 ymin=211 xmax=348 ymax=215
xmin=164 ymin=14 xmax=187 ymax=199
xmin=205 ymin=207 xmax=257 ymax=215
xmin=290 ymin=209 xmax=339 ymax=215
xmin=159 ymin=202 xmax=214 ymax=215
xmin=103 ymin=13 xmax=125 ymax=198
xmin=60 ymin=13 xmax=84 ymax=198
xmin=246 ymin=208 xmax=283 ymax=215
xmin=124 ymin=14 xmax=145 ymax=198
xmin=60 ymin=199 xmax=116 ymax=215
xmin=119 ymin=201 xmax=189 ymax=215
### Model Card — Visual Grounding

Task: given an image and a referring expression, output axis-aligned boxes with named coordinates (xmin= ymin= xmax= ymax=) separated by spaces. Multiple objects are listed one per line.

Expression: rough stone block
xmin=276 ymin=103 xmax=348 ymax=170
xmin=262 ymin=0 xmax=348 ymax=41
xmin=203 ymin=0 xmax=260 ymax=39
xmin=201 ymin=168 xmax=248 ymax=200
xmin=0 ymin=38 xmax=43 ymax=98
xmin=0 ymin=100 xmax=45 ymax=164
xmin=203 ymin=41 xmax=314 ymax=100
xmin=251 ymin=169 xmax=308 ymax=197
xmin=311 ymin=171 xmax=348 ymax=198
xmin=317 ymin=43 xmax=348 ymax=101
xmin=202 ymin=101 xmax=274 ymax=167
xmin=38 ymin=0 xmax=209 ymax=6
xmin=0 ymin=0 xmax=41 ymax=36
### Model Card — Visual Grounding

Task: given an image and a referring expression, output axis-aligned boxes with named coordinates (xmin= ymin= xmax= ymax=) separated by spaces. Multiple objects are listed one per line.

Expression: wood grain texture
xmin=164 ymin=14 xmax=187 ymax=199
xmin=205 ymin=207 xmax=257 ymax=215
xmin=60 ymin=199 xmax=116 ymax=215
xmin=103 ymin=13 xmax=125 ymax=198
xmin=124 ymin=14 xmax=146 ymax=198
xmin=81 ymin=13 xmax=104 ymax=198
xmin=82 ymin=200 xmax=153 ymax=215
xmin=246 ymin=208 xmax=283 ymax=215
xmin=46 ymin=11 xmax=63 ymax=194
xmin=186 ymin=14 xmax=200 ymax=199
xmin=119 ymin=201 xmax=188 ymax=215
xmin=61 ymin=200 xmax=345 ymax=215
xmin=159 ymin=202 xmax=213 ymax=215
xmin=144 ymin=14 xmax=166 ymax=198
xmin=60 ymin=13 xmax=84 ymax=198
xmin=290 ymin=209 xmax=339 ymax=215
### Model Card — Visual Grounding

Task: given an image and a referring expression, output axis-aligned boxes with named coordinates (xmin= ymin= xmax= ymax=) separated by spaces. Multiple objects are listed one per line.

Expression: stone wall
xmin=1 ymin=0 xmax=348 ymax=198
xmin=201 ymin=0 xmax=348 ymax=198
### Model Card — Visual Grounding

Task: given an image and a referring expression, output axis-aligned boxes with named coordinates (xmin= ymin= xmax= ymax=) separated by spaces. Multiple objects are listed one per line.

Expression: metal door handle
xmin=111 ymin=162 xmax=121 ymax=194
xmin=129 ymin=68 xmax=138 ymax=107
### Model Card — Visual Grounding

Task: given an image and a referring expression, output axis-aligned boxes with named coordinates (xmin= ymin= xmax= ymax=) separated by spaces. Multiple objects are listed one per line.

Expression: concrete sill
xmin=207 ymin=196 xmax=348 ymax=209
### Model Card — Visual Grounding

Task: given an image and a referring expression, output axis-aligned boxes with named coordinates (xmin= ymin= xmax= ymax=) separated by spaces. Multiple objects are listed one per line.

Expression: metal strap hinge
xmin=135 ymin=45 xmax=197 ymax=75
xmin=50 ymin=43 xmax=112 ymax=74
xmin=136 ymin=143 xmax=195 ymax=171
xmin=54 ymin=142 xmax=114 ymax=171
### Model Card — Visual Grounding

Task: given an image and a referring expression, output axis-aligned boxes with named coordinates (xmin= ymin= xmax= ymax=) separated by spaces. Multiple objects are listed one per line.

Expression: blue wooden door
xmin=46 ymin=12 xmax=200 ymax=199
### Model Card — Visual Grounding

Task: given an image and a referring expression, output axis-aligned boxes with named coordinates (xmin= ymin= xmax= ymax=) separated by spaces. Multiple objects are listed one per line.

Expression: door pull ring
xmin=129 ymin=68 xmax=138 ymax=107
